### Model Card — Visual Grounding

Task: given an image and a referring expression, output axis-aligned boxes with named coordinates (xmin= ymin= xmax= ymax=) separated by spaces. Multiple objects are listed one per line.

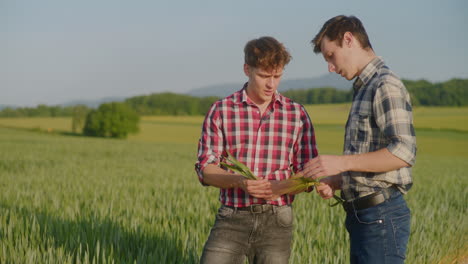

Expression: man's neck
xmin=251 ymin=97 xmax=272 ymax=115
xmin=356 ymin=49 xmax=377 ymax=77
xmin=257 ymin=101 xmax=271 ymax=115
xmin=245 ymin=87 xmax=273 ymax=115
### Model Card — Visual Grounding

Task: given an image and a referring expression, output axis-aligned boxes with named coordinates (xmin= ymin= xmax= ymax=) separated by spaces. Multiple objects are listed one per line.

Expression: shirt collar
xmin=353 ymin=56 xmax=385 ymax=92
xmin=237 ymin=82 xmax=285 ymax=106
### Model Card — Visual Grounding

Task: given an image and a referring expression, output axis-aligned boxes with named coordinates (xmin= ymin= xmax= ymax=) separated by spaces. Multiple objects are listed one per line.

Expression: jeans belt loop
xmin=382 ymin=185 xmax=398 ymax=200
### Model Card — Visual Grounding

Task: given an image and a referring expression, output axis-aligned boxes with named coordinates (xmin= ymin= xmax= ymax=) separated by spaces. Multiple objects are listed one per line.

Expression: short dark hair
xmin=244 ymin=36 xmax=291 ymax=71
xmin=311 ymin=15 xmax=373 ymax=54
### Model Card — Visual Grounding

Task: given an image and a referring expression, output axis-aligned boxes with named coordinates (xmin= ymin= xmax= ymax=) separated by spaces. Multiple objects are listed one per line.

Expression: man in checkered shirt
xmin=195 ymin=36 xmax=318 ymax=264
xmin=305 ymin=15 xmax=417 ymax=263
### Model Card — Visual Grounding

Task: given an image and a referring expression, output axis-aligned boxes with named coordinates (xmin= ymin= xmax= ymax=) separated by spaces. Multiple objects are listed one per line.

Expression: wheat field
xmin=0 ymin=105 xmax=467 ymax=263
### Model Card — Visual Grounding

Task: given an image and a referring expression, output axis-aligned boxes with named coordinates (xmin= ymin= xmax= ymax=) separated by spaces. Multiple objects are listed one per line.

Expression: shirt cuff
xmin=195 ymin=162 xmax=210 ymax=186
xmin=386 ymin=139 xmax=416 ymax=166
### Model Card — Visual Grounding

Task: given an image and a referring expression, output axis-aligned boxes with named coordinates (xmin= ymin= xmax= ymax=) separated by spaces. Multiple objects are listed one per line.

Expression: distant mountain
xmin=0 ymin=105 xmax=13 ymax=110
xmin=0 ymin=97 xmax=126 ymax=110
xmin=187 ymin=73 xmax=352 ymax=98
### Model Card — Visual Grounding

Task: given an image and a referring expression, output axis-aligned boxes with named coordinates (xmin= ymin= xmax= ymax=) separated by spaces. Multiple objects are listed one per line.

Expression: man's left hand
xmin=302 ymin=155 xmax=347 ymax=179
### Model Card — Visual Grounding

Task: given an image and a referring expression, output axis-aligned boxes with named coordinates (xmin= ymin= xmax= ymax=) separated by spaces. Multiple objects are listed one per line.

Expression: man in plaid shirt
xmin=195 ymin=36 xmax=317 ymax=264
xmin=305 ymin=16 xmax=417 ymax=263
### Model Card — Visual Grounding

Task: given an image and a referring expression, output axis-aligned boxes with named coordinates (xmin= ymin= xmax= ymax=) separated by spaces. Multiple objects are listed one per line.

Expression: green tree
xmin=83 ymin=102 xmax=139 ymax=138
xmin=71 ymin=105 xmax=90 ymax=133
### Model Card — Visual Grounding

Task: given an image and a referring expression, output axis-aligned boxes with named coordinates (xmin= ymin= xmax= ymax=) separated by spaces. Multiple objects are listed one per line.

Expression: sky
xmin=2 ymin=0 xmax=467 ymax=106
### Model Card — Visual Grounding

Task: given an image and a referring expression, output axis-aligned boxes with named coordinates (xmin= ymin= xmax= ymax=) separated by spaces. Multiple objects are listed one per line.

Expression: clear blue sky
xmin=2 ymin=0 xmax=467 ymax=106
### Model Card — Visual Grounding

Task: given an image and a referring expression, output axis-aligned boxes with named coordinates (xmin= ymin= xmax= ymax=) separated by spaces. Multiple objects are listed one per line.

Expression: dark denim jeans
xmin=345 ymin=191 xmax=411 ymax=264
xmin=200 ymin=204 xmax=293 ymax=264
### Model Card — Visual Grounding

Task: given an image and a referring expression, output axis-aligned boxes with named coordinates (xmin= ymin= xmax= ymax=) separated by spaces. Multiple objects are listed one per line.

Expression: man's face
xmin=244 ymin=65 xmax=283 ymax=105
xmin=320 ymin=36 xmax=357 ymax=80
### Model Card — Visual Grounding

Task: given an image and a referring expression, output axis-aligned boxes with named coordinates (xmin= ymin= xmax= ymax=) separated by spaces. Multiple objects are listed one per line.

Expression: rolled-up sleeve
xmin=373 ymin=80 xmax=417 ymax=165
xmin=293 ymin=106 xmax=318 ymax=192
xmin=195 ymin=103 xmax=223 ymax=185
xmin=293 ymin=106 xmax=318 ymax=172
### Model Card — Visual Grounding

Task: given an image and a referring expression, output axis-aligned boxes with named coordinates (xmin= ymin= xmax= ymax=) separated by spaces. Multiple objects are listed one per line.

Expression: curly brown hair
xmin=244 ymin=36 xmax=291 ymax=71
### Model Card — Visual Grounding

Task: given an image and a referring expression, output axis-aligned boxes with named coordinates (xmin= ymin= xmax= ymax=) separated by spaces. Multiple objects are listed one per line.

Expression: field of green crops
xmin=0 ymin=105 xmax=467 ymax=263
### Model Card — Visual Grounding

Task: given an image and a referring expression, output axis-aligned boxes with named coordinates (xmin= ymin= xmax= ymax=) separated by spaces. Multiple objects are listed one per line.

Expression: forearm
xmin=343 ymin=148 xmax=410 ymax=173
xmin=202 ymin=164 xmax=245 ymax=189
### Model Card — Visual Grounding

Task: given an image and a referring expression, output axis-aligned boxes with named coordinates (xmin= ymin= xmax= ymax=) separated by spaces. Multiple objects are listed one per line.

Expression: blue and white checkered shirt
xmin=341 ymin=57 xmax=417 ymax=201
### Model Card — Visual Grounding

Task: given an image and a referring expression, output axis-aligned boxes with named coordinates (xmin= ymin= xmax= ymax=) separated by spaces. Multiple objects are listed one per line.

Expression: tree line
xmin=124 ymin=92 xmax=219 ymax=116
xmin=282 ymin=78 xmax=468 ymax=106
xmin=0 ymin=104 xmax=80 ymax=118
xmin=1 ymin=78 xmax=466 ymax=118
xmin=403 ymin=78 xmax=468 ymax=106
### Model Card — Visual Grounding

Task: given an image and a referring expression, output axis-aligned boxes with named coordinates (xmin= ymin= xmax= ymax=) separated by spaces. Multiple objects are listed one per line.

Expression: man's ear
xmin=243 ymin=64 xmax=250 ymax=77
xmin=343 ymin=31 xmax=353 ymax=47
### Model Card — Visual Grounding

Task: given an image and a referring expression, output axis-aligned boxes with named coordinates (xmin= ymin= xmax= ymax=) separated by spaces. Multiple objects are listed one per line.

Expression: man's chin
xmin=342 ymin=74 xmax=355 ymax=81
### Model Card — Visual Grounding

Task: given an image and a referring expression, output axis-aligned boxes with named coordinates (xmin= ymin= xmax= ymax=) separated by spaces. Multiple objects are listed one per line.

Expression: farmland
xmin=0 ymin=104 xmax=467 ymax=263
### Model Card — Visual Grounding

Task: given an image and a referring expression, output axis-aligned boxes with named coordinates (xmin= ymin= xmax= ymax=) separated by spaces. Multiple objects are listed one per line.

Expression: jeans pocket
xmin=276 ymin=206 xmax=293 ymax=228
xmin=354 ymin=207 xmax=384 ymax=225
xmin=216 ymin=206 xmax=234 ymax=220
xmin=390 ymin=209 xmax=411 ymax=259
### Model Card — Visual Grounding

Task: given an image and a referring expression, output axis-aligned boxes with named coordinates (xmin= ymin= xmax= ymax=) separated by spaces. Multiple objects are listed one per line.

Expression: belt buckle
xmin=250 ymin=204 xmax=264 ymax=213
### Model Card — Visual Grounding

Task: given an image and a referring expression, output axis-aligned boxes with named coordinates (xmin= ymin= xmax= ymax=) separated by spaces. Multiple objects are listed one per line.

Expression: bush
xmin=83 ymin=102 xmax=139 ymax=138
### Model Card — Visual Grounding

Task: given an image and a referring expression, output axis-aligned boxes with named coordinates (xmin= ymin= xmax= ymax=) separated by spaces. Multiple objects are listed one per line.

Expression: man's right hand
xmin=202 ymin=164 xmax=275 ymax=199
xmin=240 ymin=178 xmax=274 ymax=200
xmin=315 ymin=175 xmax=342 ymax=199
xmin=316 ymin=182 xmax=334 ymax=199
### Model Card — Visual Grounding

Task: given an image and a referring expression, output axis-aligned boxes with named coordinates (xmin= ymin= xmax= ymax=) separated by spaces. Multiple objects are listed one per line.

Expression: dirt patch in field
xmin=438 ymin=247 xmax=468 ymax=264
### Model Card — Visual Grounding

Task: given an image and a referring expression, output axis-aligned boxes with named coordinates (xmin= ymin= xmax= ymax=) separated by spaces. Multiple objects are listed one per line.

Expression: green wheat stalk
xmin=282 ymin=175 xmax=345 ymax=207
xmin=220 ymin=149 xmax=258 ymax=180
xmin=220 ymin=150 xmax=344 ymax=206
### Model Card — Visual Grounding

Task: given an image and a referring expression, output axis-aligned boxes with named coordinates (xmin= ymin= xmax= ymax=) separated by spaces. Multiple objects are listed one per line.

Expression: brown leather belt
xmin=342 ymin=186 xmax=400 ymax=213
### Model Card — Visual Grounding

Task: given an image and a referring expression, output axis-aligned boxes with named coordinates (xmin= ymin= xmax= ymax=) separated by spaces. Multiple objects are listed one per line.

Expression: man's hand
xmin=316 ymin=179 xmax=334 ymax=199
xmin=203 ymin=164 xmax=273 ymax=200
xmin=315 ymin=175 xmax=342 ymax=199
xmin=240 ymin=179 xmax=274 ymax=200
xmin=302 ymin=155 xmax=347 ymax=179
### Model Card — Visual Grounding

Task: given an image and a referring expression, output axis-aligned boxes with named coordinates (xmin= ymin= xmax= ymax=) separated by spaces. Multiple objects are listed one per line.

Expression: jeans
xmin=345 ymin=191 xmax=411 ymax=264
xmin=200 ymin=205 xmax=293 ymax=264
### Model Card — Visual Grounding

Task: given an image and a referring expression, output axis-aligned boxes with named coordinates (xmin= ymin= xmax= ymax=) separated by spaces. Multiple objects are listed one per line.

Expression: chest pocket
xmin=347 ymin=109 xmax=373 ymax=153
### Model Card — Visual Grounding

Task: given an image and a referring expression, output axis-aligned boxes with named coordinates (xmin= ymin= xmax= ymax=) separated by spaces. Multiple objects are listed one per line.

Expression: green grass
xmin=0 ymin=106 xmax=467 ymax=263
xmin=0 ymin=128 xmax=207 ymax=263
xmin=412 ymin=106 xmax=468 ymax=132
xmin=305 ymin=104 xmax=468 ymax=132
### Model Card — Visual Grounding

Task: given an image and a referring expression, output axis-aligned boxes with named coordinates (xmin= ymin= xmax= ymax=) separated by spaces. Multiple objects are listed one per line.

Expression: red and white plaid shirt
xmin=195 ymin=84 xmax=318 ymax=207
